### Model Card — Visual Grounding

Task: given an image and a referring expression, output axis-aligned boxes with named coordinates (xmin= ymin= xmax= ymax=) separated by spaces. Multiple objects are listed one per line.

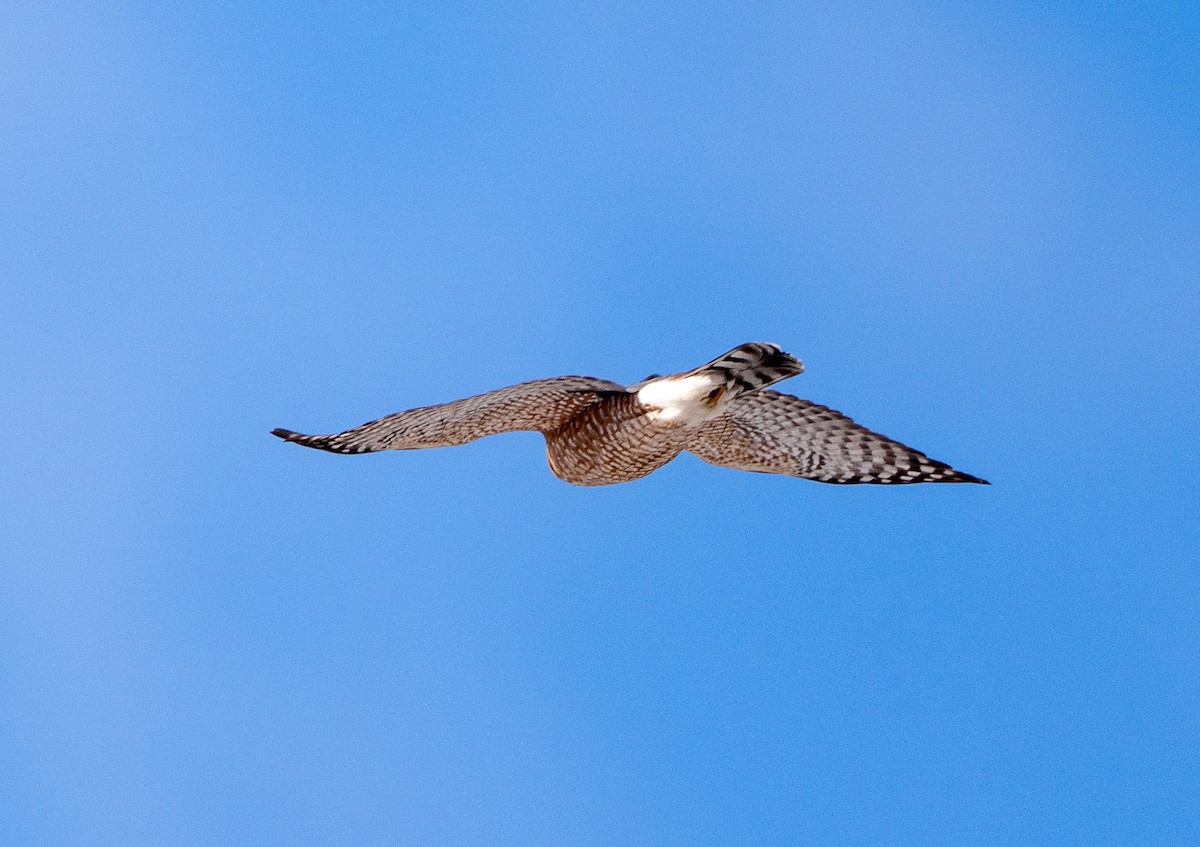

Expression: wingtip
xmin=271 ymin=428 xmax=299 ymax=442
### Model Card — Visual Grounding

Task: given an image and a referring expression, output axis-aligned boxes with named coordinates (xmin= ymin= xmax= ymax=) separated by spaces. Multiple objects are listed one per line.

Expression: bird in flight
xmin=272 ymin=342 xmax=987 ymax=486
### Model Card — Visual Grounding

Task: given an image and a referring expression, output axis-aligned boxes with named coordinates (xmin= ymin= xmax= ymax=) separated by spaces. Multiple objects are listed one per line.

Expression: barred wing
xmin=272 ymin=376 xmax=625 ymax=455
xmin=688 ymin=390 xmax=987 ymax=484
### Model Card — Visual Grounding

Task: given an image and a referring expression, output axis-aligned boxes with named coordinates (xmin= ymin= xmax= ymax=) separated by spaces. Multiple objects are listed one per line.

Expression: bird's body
xmin=272 ymin=342 xmax=987 ymax=486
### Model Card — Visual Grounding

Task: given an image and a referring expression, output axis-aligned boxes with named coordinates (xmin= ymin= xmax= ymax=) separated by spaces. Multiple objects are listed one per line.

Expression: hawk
xmin=272 ymin=342 xmax=987 ymax=486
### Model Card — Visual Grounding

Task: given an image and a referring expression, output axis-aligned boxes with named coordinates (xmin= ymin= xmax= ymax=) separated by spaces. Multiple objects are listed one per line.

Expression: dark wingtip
xmin=269 ymin=428 xmax=356 ymax=454
xmin=954 ymin=471 xmax=990 ymax=485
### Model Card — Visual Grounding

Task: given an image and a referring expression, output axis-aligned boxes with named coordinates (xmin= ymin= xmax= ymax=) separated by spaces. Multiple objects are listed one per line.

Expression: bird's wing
xmin=687 ymin=390 xmax=987 ymax=484
xmin=272 ymin=376 xmax=625 ymax=454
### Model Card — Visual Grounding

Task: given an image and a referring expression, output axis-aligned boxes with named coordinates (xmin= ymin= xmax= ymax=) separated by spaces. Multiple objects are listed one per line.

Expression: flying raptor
xmin=272 ymin=342 xmax=987 ymax=486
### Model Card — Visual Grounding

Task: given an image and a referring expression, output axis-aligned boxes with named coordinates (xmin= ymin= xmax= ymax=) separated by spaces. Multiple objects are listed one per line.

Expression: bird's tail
xmin=689 ymin=342 xmax=804 ymax=393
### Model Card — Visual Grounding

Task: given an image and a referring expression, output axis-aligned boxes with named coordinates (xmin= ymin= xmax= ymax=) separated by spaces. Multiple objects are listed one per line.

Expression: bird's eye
xmin=707 ymin=387 xmax=725 ymax=400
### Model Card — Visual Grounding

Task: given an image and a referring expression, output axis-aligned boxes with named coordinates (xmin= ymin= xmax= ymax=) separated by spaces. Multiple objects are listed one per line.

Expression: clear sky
xmin=2 ymin=2 xmax=1198 ymax=844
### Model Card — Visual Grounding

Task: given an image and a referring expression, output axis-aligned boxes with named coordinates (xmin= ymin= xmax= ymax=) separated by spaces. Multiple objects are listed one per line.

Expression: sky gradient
xmin=2 ymin=2 xmax=1198 ymax=844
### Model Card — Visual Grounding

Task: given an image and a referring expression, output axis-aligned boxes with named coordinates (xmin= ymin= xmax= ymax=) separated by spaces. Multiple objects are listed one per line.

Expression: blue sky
xmin=2 ymin=2 xmax=1197 ymax=844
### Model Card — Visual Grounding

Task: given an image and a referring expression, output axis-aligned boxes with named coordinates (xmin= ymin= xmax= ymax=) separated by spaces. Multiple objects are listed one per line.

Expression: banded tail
xmin=690 ymin=342 xmax=804 ymax=394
